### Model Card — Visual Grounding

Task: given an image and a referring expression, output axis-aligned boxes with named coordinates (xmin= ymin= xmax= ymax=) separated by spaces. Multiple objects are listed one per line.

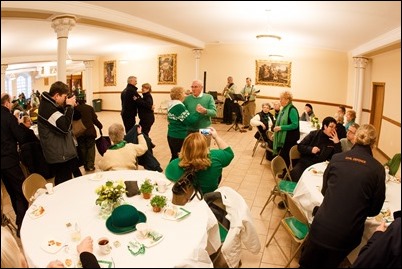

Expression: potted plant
xmin=140 ymin=179 xmax=154 ymax=199
xmin=150 ymin=195 xmax=167 ymax=212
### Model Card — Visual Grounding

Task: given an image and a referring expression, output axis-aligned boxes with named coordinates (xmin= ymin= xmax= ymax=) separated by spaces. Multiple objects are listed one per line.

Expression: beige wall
xmin=92 ymin=45 xmax=399 ymax=158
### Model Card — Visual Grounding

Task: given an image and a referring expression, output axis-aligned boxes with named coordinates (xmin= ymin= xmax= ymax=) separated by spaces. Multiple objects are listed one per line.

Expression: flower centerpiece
xmin=95 ymin=180 xmax=126 ymax=218
xmin=310 ymin=116 xmax=320 ymax=130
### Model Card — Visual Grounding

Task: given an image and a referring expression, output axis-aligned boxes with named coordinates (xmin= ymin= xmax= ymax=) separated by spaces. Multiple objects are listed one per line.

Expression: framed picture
xmin=255 ymin=60 xmax=292 ymax=87
xmin=158 ymin=54 xmax=177 ymax=85
xmin=104 ymin=60 xmax=116 ymax=86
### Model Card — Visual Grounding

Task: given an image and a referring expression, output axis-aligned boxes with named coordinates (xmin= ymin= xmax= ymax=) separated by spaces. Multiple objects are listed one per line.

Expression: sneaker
xmin=278 ymin=201 xmax=287 ymax=210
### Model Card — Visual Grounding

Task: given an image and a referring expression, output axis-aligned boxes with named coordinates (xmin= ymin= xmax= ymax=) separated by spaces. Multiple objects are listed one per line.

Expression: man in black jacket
xmin=1 ymin=93 xmax=28 ymax=237
xmin=121 ymin=76 xmax=140 ymax=133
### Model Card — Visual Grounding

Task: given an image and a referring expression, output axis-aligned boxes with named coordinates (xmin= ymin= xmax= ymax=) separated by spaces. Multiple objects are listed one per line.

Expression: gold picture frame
xmin=158 ymin=54 xmax=177 ymax=85
xmin=255 ymin=60 xmax=292 ymax=87
xmin=104 ymin=60 xmax=116 ymax=86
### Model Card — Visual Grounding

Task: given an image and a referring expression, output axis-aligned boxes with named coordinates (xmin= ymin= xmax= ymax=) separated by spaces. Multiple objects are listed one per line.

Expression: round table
xmin=21 ymin=170 xmax=220 ymax=268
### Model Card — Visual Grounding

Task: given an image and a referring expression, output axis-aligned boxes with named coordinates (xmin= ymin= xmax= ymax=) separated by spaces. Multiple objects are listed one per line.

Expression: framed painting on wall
xmin=158 ymin=54 xmax=177 ymax=85
xmin=104 ymin=60 xmax=116 ymax=86
xmin=255 ymin=60 xmax=292 ymax=87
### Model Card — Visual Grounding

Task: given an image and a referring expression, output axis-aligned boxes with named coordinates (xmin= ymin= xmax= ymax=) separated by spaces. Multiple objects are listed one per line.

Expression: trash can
xmin=93 ymin=99 xmax=102 ymax=112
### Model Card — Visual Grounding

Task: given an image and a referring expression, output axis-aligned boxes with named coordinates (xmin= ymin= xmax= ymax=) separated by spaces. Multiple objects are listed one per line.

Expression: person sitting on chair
xmin=250 ymin=103 xmax=274 ymax=148
xmin=98 ymin=123 xmax=147 ymax=171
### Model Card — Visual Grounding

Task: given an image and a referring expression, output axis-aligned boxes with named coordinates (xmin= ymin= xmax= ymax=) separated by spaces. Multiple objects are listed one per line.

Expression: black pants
xmin=51 ymin=158 xmax=82 ymax=186
xmin=121 ymin=113 xmax=136 ymax=134
xmin=299 ymin=237 xmax=351 ymax=268
xmin=1 ymin=165 xmax=29 ymax=230
xmin=77 ymin=136 xmax=96 ymax=171
xmin=222 ymin=98 xmax=233 ymax=123
xmin=167 ymin=136 xmax=185 ymax=162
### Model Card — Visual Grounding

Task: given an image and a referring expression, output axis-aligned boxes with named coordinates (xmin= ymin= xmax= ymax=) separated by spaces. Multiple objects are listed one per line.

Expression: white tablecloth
xmin=298 ymin=120 xmax=316 ymax=143
xmin=21 ymin=170 xmax=220 ymax=268
xmin=292 ymin=161 xmax=401 ymax=263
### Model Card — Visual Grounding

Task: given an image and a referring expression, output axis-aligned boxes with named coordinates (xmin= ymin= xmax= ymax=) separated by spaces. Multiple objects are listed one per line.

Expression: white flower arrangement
xmin=311 ymin=116 xmax=320 ymax=129
xmin=95 ymin=180 xmax=126 ymax=206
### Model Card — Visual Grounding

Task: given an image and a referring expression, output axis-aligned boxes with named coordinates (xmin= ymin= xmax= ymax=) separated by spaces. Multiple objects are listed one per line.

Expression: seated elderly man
xmin=98 ymin=123 xmax=147 ymax=171
xmin=290 ymin=116 xmax=342 ymax=182
xmin=340 ymin=123 xmax=359 ymax=152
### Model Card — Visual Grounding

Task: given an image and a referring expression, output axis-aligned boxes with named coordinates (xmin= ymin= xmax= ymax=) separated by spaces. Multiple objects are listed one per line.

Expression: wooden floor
xmin=2 ymin=111 xmax=388 ymax=267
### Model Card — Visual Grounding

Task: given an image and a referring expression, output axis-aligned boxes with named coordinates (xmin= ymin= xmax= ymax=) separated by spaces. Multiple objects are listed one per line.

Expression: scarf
xmin=109 ymin=140 xmax=127 ymax=150
xmin=273 ymin=103 xmax=293 ymax=154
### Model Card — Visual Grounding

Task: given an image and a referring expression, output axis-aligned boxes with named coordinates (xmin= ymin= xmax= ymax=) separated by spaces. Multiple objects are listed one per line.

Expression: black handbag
xmin=95 ymin=129 xmax=111 ymax=156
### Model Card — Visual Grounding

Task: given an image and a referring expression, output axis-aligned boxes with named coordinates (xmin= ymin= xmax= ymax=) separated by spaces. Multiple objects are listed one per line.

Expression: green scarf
xmin=109 ymin=140 xmax=127 ymax=150
xmin=273 ymin=103 xmax=293 ymax=154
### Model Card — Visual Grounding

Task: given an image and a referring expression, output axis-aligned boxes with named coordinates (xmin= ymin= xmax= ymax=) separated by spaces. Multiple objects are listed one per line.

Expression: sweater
xmin=183 ymin=93 xmax=216 ymax=131
xmin=167 ymin=101 xmax=201 ymax=139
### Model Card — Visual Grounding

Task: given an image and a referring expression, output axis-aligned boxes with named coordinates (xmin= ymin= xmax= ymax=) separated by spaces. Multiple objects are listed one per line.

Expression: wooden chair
xmin=265 ymin=193 xmax=310 ymax=267
xmin=260 ymin=155 xmax=296 ymax=214
xmin=22 ymin=173 xmax=48 ymax=205
xmin=289 ymin=144 xmax=301 ymax=170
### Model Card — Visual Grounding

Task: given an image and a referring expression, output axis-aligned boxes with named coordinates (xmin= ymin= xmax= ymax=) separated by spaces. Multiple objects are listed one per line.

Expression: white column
xmin=51 ymin=15 xmax=76 ymax=83
xmin=192 ymin=49 xmax=203 ymax=80
xmin=352 ymin=57 xmax=369 ymax=123
xmin=83 ymin=60 xmax=94 ymax=105
xmin=1 ymin=64 xmax=8 ymax=94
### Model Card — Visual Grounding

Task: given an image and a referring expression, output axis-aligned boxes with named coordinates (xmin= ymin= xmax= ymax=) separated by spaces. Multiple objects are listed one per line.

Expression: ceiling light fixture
xmin=256 ymin=9 xmax=284 ymax=58
xmin=256 ymin=34 xmax=281 ymax=41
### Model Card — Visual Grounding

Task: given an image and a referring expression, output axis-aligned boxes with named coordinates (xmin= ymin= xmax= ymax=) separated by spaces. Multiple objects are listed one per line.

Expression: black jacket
xmin=310 ymin=144 xmax=386 ymax=251
xmin=1 ymin=105 xmax=24 ymax=169
xmin=121 ymin=84 xmax=139 ymax=117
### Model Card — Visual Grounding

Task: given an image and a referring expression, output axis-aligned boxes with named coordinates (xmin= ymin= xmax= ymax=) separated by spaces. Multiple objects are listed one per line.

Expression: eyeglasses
xmin=347 ymin=130 xmax=356 ymax=134
xmin=190 ymin=86 xmax=199 ymax=88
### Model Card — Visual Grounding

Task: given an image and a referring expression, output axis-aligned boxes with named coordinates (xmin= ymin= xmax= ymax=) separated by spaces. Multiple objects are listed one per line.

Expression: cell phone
xmin=199 ymin=128 xmax=211 ymax=135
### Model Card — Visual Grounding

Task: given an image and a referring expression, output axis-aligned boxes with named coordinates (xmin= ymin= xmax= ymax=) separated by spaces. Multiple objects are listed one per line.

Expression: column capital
xmin=192 ymin=48 xmax=203 ymax=59
xmin=1 ymin=64 xmax=8 ymax=74
xmin=51 ymin=14 xmax=77 ymax=38
xmin=353 ymin=57 xmax=369 ymax=69
xmin=83 ymin=60 xmax=94 ymax=69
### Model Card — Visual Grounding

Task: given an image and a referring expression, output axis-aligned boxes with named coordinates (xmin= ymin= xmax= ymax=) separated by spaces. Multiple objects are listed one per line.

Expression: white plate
xmin=133 ymin=230 xmax=164 ymax=247
xmin=61 ymin=257 xmax=75 ymax=268
xmin=28 ymin=205 xmax=46 ymax=219
xmin=163 ymin=207 xmax=191 ymax=221
xmin=98 ymin=260 xmax=114 ymax=268
xmin=40 ymin=237 xmax=65 ymax=254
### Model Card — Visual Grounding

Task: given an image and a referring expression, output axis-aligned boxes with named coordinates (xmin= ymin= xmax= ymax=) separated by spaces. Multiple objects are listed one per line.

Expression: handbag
xmin=95 ymin=129 xmax=111 ymax=156
xmin=72 ymin=119 xmax=87 ymax=137
xmin=171 ymin=168 xmax=203 ymax=206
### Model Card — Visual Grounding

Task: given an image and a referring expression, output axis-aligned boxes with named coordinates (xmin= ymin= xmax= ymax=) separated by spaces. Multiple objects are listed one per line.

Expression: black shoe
xmin=156 ymin=167 xmax=163 ymax=173
xmin=151 ymin=143 xmax=156 ymax=148
xmin=278 ymin=201 xmax=286 ymax=210
xmin=242 ymin=125 xmax=249 ymax=129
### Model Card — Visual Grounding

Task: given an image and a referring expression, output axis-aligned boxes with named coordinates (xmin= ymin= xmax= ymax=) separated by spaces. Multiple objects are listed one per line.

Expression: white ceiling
xmin=1 ymin=1 xmax=401 ymax=72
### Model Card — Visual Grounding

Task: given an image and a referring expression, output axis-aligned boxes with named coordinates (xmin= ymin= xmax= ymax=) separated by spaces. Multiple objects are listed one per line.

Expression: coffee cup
xmin=157 ymin=180 xmax=167 ymax=193
xmin=98 ymin=237 xmax=111 ymax=255
xmin=45 ymin=183 xmax=54 ymax=194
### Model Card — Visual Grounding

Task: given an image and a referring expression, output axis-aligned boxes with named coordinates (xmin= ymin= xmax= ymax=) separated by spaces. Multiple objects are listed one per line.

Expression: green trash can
xmin=93 ymin=99 xmax=102 ymax=112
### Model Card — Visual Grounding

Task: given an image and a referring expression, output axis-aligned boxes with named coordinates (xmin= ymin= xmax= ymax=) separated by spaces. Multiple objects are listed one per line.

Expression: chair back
xmin=284 ymin=193 xmax=309 ymax=226
xmin=289 ymin=145 xmax=301 ymax=170
xmin=22 ymin=173 xmax=47 ymax=204
xmin=270 ymin=155 xmax=291 ymax=182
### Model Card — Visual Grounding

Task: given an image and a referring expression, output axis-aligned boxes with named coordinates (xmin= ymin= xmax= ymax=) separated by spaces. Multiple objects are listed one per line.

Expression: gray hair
xmin=108 ymin=123 xmax=125 ymax=144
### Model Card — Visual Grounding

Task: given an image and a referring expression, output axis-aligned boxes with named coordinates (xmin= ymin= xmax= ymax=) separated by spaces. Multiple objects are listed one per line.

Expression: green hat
xmin=106 ymin=204 xmax=146 ymax=234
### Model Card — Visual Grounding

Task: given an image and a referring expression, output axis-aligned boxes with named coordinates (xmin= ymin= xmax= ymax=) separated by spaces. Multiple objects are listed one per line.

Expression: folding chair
xmin=260 ymin=155 xmax=296 ymax=214
xmin=252 ymin=129 xmax=265 ymax=157
xmin=22 ymin=173 xmax=48 ymax=205
xmin=260 ymin=130 xmax=274 ymax=164
xmin=289 ymin=144 xmax=301 ymax=170
xmin=265 ymin=193 xmax=310 ymax=268
xmin=157 ymin=100 xmax=170 ymax=118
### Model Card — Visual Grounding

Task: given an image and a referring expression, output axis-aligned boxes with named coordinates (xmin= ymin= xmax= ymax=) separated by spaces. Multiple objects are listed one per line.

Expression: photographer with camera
xmin=165 ymin=127 xmax=234 ymax=195
xmin=38 ymin=81 xmax=81 ymax=185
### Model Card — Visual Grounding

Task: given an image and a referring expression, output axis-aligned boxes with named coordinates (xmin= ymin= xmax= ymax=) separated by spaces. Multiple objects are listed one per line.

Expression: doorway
xmin=369 ymin=83 xmax=385 ymax=147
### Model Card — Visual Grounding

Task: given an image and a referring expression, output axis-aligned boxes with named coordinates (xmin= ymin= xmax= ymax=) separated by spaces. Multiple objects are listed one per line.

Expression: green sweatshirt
xmin=167 ymin=101 xmax=201 ymax=139
xmin=183 ymin=93 xmax=217 ymax=131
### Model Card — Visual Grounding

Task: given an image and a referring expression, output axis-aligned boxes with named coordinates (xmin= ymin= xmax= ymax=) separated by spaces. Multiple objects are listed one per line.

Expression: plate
xmin=98 ymin=260 xmax=113 ymax=268
xmin=28 ymin=205 xmax=46 ymax=219
xmin=62 ymin=257 xmax=75 ymax=268
xmin=163 ymin=207 xmax=191 ymax=221
xmin=308 ymin=168 xmax=323 ymax=176
xmin=133 ymin=230 xmax=164 ymax=247
xmin=40 ymin=237 xmax=65 ymax=254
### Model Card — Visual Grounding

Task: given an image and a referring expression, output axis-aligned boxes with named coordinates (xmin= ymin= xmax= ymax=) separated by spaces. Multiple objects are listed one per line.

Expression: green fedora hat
xmin=106 ymin=204 xmax=146 ymax=234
